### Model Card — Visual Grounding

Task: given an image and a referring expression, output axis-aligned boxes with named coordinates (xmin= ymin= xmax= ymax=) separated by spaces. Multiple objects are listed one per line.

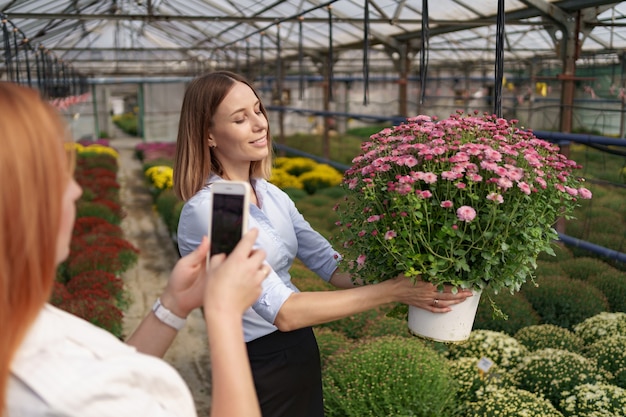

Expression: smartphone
xmin=207 ymin=180 xmax=251 ymax=258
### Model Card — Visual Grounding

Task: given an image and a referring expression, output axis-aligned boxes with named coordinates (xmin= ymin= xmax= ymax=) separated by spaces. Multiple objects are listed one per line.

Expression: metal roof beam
xmin=519 ymin=0 xmax=570 ymax=25
xmin=393 ymin=0 xmax=620 ymax=41
xmin=188 ymin=0 xmax=288 ymax=47
xmin=304 ymin=0 xmax=400 ymax=51
xmin=391 ymin=0 xmax=407 ymax=23
xmin=9 ymin=12 xmax=605 ymax=26
xmin=368 ymin=0 xmax=390 ymax=21
xmin=3 ymin=12 xmax=305 ymax=22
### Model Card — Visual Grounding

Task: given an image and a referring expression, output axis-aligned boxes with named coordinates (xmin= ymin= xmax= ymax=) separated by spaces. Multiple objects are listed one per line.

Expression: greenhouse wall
xmin=143 ymin=82 xmax=186 ymax=143
xmin=45 ymin=69 xmax=626 ymax=142
xmin=261 ymin=74 xmax=625 ymax=138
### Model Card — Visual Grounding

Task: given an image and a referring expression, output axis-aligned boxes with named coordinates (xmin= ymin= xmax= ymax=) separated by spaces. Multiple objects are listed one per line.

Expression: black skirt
xmin=246 ymin=326 xmax=324 ymax=417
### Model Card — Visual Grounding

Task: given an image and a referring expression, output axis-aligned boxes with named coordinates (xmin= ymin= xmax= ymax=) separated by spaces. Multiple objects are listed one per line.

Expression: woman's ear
xmin=207 ymin=136 xmax=216 ymax=148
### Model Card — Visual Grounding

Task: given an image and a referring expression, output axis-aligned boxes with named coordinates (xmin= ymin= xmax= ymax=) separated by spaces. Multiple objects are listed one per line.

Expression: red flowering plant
xmin=67 ymin=237 xmax=139 ymax=277
xmin=66 ymin=270 xmax=125 ymax=304
xmin=57 ymin=295 xmax=124 ymax=338
xmin=77 ymin=176 xmax=121 ymax=202
xmin=72 ymin=217 xmax=123 ymax=238
xmin=334 ymin=112 xmax=592 ymax=305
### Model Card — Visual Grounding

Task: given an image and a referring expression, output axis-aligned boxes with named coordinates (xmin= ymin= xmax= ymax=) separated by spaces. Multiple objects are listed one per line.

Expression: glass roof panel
xmin=1 ymin=0 xmax=625 ymax=77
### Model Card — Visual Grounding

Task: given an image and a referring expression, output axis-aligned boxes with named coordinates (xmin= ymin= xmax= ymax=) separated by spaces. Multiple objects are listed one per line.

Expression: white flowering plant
xmin=446 ymin=329 xmax=528 ymax=370
xmin=560 ymin=383 xmax=626 ymax=416
xmin=448 ymin=357 xmax=514 ymax=404
xmin=573 ymin=312 xmax=626 ymax=345
xmin=334 ymin=112 xmax=592 ymax=297
xmin=470 ymin=387 xmax=564 ymax=417
xmin=514 ymin=348 xmax=610 ymax=408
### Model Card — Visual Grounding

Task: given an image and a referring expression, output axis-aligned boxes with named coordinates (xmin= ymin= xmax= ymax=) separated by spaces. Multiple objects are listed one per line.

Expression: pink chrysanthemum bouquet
xmin=334 ymin=112 xmax=592 ymax=295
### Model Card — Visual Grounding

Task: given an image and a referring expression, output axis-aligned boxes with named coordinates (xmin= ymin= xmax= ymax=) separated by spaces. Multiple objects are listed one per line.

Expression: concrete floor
xmin=111 ymin=135 xmax=213 ymax=416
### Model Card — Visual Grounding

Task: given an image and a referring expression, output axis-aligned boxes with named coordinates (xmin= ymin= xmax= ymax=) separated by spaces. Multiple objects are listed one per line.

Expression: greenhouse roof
xmin=1 ymin=0 xmax=625 ymax=77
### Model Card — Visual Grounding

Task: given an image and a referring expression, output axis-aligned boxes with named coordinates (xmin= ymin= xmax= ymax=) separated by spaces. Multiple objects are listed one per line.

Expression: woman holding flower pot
xmin=174 ymin=71 xmax=473 ymax=417
xmin=0 ymin=81 xmax=269 ymax=417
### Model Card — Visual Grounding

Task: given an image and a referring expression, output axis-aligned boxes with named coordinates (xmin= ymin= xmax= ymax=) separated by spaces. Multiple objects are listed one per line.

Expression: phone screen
xmin=210 ymin=193 xmax=246 ymax=256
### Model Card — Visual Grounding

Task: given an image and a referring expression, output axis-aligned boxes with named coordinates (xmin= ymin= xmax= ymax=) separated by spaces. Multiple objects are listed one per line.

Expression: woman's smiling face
xmin=208 ymin=81 xmax=269 ymax=180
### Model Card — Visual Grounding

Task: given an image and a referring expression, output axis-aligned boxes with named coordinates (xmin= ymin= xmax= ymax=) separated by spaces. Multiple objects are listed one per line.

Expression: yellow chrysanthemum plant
xmin=144 ymin=165 xmax=174 ymax=194
xmin=271 ymin=156 xmax=342 ymax=194
xmin=74 ymin=143 xmax=120 ymax=159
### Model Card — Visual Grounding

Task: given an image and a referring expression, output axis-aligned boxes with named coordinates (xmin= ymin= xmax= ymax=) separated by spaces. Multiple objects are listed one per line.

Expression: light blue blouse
xmin=177 ymin=174 xmax=341 ymax=342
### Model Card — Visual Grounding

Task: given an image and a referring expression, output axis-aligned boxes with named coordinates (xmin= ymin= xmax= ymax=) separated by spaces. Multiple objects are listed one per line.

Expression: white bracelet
xmin=152 ymin=298 xmax=187 ymax=331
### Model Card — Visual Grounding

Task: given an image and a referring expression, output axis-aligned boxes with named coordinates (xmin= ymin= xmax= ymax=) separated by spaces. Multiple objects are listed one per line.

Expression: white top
xmin=178 ymin=176 xmax=342 ymax=342
xmin=8 ymin=304 xmax=197 ymax=417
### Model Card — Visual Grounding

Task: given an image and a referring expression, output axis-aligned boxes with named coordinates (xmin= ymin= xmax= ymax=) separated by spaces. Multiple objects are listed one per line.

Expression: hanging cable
xmin=245 ymin=38 xmax=250 ymax=80
xmin=35 ymin=48 xmax=42 ymax=91
xmin=298 ymin=16 xmax=304 ymax=100
xmin=327 ymin=5 xmax=334 ymax=102
xmin=43 ymin=49 xmax=51 ymax=99
xmin=276 ymin=23 xmax=282 ymax=102
xmin=69 ymin=66 xmax=75 ymax=96
xmin=494 ymin=0 xmax=505 ymax=117
xmin=260 ymin=32 xmax=265 ymax=86
xmin=420 ymin=0 xmax=429 ymax=106
xmin=48 ymin=56 xmax=55 ymax=97
xmin=363 ymin=0 xmax=370 ymax=105
xmin=69 ymin=65 xmax=75 ymax=96
xmin=235 ymin=45 xmax=240 ymax=74
xmin=53 ymin=57 xmax=60 ymax=98
xmin=62 ymin=61 xmax=69 ymax=96
xmin=23 ymin=38 xmax=32 ymax=86
xmin=12 ymin=27 xmax=21 ymax=84
xmin=2 ymin=18 xmax=14 ymax=82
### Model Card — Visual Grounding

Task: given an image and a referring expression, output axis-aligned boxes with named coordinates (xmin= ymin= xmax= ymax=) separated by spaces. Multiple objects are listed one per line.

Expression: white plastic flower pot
xmin=408 ymin=290 xmax=482 ymax=343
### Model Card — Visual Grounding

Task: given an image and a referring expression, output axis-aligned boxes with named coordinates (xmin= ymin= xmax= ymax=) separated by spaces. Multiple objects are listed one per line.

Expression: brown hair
xmin=173 ymin=71 xmax=273 ymax=201
xmin=0 ymin=82 xmax=70 ymax=414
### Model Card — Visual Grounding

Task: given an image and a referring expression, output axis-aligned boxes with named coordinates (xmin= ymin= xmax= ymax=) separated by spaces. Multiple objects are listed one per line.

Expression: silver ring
xmin=434 ymin=298 xmax=439 ymax=306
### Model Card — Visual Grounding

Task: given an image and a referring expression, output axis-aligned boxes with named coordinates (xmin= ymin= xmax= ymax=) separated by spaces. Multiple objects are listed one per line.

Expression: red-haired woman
xmin=0 ymin=81 xmax=267 ymax=417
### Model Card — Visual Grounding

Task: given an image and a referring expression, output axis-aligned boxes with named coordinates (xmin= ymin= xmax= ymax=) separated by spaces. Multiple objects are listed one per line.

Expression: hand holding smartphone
xmin=207 ymin=180 xmax=251 ymax=258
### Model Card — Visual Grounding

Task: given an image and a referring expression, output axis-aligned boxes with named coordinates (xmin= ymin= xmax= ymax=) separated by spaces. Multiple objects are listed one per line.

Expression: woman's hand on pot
xmin=387 ymin=275 xmax=473 ymax=313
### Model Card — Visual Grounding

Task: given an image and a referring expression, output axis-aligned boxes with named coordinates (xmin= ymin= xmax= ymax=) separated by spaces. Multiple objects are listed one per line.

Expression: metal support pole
xmin=322 ymin=54 xmax=331 ymax=160
xmin=137 ymin=83 xmax=145 ymax=140
xmin=398 ymin=53 xmax=408 ymax=117
xmin=91 ymin=84 xmax=100 ymax=140
xmin=559 ymin=14 xmax=580 ymax=135
xmin=619 ymin=53 xmax=626 ymax=138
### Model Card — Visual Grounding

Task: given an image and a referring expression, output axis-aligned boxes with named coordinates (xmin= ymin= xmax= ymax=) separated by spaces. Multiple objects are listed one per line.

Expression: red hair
xmin=0 ymin=82 xmax=70 ymax=414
